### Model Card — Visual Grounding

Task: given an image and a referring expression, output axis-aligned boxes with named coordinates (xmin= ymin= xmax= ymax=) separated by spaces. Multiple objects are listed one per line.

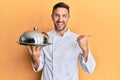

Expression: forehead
xmin=53 ymin=8 xmax=69 ymax=14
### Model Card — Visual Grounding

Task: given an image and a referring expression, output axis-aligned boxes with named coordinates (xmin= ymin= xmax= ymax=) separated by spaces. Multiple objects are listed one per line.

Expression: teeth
xmin=58 ymin=23 xmax=63 ymax=25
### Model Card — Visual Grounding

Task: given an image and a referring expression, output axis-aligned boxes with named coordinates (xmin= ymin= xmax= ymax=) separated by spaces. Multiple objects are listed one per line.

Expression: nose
xmin=58 ymin=16 xmax=63 ymax=22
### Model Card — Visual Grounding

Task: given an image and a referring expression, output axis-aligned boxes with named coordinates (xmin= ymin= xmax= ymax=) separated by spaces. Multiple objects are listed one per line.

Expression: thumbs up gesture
xmin=77 ymin=35 xmax=91 ymax=62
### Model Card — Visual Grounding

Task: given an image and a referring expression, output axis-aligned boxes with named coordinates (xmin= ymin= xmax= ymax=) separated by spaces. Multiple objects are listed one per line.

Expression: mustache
xmin=57 ymin=21 xmax=64 ymax=23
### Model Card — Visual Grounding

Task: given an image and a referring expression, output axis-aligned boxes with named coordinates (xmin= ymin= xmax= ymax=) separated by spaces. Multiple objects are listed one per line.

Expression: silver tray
xmin=18 ymin=42 xmax=51 ymax=46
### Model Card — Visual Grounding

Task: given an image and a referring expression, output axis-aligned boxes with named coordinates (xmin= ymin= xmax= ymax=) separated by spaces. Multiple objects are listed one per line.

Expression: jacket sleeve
xmin=79 ymin=49 xmax=96 ymax=74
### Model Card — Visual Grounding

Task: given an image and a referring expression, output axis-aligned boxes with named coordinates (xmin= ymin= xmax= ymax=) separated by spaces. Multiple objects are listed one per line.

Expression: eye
xmin=63 ymin=15 xmax=67 ymax=18
xmin=54 ymin=14 xmax=59 ymax=17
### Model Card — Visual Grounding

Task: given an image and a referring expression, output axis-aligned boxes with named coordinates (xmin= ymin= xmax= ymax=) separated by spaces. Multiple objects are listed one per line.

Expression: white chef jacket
xmin=32 ymin=29 xmax=96 ymax=80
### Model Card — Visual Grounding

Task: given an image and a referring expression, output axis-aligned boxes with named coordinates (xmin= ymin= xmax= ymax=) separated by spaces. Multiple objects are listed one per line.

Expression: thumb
xmin=86 ymin=35 xmax=91 ymax=40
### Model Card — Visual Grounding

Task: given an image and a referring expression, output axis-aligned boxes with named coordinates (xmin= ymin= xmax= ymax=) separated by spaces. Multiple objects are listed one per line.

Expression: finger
xmin=32 ymin=46 xmax=36 ymax=53
xmin=36 ymin=46 xmax=40 ymax=51
xmin=37 ymin=46 xmax=43 ymax=51
xmin=77 ymin=35 xmax=84 ymax=41
xmin=86 ymin=35 xmax=91 ymax=40
xmin=87 ymin=35 xmax=91 ymax=37
xmin=77 ymin=35 xmax=91 ymax=42
xmin=26 ymin=46 xmax=32 ymax=54
xmin=78 ymin=35 xmax=91 ymax=39
xmin=40 ymin=46 xmax=44 ymax=51
xmin=36 ymin=46 xmax=39 ymax=51
xmin=32 ymin=46 xmax=42 ymax=52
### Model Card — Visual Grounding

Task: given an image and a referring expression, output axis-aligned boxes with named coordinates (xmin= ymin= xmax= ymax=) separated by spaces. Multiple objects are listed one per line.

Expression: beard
xmin=54 ymin=21 xmax=67 ymax=32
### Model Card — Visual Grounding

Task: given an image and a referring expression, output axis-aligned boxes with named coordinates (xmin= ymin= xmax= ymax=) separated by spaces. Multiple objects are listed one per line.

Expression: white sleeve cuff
xmin=80 ymin=49 xmax=96 ymax=74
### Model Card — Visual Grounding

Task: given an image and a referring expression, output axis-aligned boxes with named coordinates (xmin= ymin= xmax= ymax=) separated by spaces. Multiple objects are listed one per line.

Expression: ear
xmin=67 ymin=15 xmax=70 ymax=21
xmin=51 ymin=14 xmax=53 ymax=20
xmin=68 ymin=14 xmax=70 ymax=18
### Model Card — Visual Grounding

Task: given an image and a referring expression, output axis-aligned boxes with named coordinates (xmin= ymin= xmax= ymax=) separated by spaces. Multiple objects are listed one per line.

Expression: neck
xmin=55 ymin=27 xmax=68 ymax=36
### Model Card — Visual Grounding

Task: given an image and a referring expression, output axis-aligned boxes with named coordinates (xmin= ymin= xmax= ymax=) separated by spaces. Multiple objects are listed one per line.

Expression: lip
xmin=58 ymin=23 xmax=63 ymax=24
xmin=57 ymin=22 xmax=64 ymax=26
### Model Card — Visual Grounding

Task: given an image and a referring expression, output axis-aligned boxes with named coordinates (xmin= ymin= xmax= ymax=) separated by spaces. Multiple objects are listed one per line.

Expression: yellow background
xmin=0 ymin=0 xmax=120 ymax=80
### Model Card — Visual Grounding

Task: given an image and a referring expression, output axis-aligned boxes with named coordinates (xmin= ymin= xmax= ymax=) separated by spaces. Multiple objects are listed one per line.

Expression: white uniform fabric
xmin=32 ymin=29 xmax=96 ymax=80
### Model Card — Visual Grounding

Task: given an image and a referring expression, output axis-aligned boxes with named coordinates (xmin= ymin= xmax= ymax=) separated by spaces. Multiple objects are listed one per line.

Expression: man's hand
xmin=26 ymin=46 xmax=43 ymax=69
xmin=27 ymin=46 xmax=43 ymax=58
xmin=77 ymin=35 xmax=91 ymax=62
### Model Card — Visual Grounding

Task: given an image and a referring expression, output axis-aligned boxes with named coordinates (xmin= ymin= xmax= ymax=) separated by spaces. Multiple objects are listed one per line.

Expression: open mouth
xmin=57 ymin=22 xmax=64 ymax=25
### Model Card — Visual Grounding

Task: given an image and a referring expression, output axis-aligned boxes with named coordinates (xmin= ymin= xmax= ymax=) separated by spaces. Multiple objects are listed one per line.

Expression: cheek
xmin=64 ymin=17 xmax=69 ymax=21
xmin=64 ymin=19 xmax=69 ymax=23
xmin=53 ymin=18 xmax=58 ymax=22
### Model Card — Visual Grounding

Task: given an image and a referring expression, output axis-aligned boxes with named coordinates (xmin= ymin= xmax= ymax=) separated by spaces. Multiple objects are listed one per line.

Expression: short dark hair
xmin=52 ymin=2 xmax=70 ymax=15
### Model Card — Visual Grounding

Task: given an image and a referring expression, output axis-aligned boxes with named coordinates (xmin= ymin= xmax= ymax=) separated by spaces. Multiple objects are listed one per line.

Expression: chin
xmin=55 ymin=24 xmax=66 ymax=31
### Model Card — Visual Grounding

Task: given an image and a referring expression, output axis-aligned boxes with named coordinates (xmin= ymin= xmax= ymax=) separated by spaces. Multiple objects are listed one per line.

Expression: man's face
xmin=52 ymin=8 xmax=70 ymax=32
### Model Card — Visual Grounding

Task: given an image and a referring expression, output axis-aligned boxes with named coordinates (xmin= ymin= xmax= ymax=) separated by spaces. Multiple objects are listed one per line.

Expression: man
xmin=27 ymin=2 xmax=96 ymax=80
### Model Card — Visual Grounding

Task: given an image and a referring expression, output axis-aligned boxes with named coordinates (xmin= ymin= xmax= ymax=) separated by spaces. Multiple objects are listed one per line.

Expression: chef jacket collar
xmin=52 ymin=28 xmax=71 ymax=37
